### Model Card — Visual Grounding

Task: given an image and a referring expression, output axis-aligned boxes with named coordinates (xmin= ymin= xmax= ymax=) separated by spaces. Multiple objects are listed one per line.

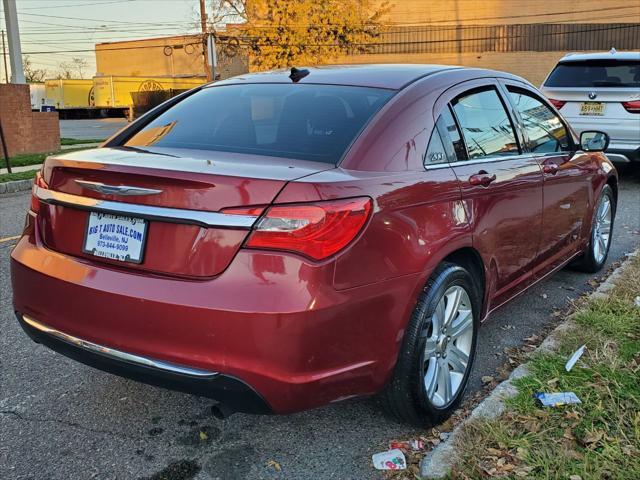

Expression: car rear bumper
xmin=605 ymin=144 xmax=640 ymax=163
xmin=17 ymin=313 xmax=272 ymax=414
xmin=562 ymin=116 xmax=640 ymax=162
xmin=11 ymin=216 xmax=422 ymax=414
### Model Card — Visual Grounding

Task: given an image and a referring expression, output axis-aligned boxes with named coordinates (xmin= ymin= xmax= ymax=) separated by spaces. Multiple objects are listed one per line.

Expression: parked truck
xmin=93 ymin=75 xmax=206 ymax=117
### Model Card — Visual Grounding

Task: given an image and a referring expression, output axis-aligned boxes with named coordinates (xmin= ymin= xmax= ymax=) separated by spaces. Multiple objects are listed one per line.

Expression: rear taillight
xmin=245 ymin=197 xmax=372 ymax=260
xmin=30 ymin=171 xmax=48 ymax=213
xmin=622 ymin=100 xmax=640 ymax=113
xmin=548 ymin=98 xmax=566 ymax=109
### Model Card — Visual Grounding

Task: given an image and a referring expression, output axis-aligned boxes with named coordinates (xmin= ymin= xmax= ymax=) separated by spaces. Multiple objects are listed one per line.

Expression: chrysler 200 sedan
xmin=12 ymin=65 xmax=617 ymax=425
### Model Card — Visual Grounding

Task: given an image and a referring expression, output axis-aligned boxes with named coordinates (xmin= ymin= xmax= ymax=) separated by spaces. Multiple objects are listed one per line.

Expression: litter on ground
xmin=534 ymin=391 xmax=582 ymax=407
xmin=372 ymin=449 xmax=407 ymax=470
xmin=565 ymin=344 xmax=586 ymax=371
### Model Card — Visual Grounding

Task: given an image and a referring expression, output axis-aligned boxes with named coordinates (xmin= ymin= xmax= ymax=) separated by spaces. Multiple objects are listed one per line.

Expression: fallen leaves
xmin=579 ymin=429 xmax=604 ymax=447
xmin=475 ymin=443 xmax=533 ymax=478
xmin=481 ymin=375 xmax=495 ymax=385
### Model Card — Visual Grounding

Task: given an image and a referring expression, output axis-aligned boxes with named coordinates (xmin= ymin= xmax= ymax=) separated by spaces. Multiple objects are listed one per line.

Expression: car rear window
xmin=544 ymin=60 xmax=640 ymax=88
xmin=124 ymin=84 xmax=394 ymax=164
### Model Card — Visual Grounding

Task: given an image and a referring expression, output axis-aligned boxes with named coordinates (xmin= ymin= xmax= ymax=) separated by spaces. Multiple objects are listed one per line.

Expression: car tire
xmin=381 ymin=262 xmax=480 ymax=426
xmin=572 ymin=184 xmax=615 ymax=273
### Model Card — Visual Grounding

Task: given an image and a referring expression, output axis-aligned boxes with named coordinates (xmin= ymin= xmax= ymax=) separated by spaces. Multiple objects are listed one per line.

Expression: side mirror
xmin=580 ymin=131 xmax=609 ymax=152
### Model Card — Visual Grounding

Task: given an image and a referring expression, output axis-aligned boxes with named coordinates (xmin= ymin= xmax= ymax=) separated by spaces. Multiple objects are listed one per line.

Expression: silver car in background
xmin=540 ymin=50 xmax=640 ymax=165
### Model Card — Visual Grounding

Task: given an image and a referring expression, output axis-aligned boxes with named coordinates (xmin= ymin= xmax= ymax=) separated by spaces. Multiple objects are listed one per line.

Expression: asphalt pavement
xmin=60 ymin=118 xmax=129 ymax=140
xmin=1 ymin=166 xmax=639 ymax=480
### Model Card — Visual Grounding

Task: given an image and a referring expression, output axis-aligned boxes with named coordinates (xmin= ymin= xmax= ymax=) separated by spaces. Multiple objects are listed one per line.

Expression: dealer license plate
xmin=83 ymin=212 xmax=147 ymax=263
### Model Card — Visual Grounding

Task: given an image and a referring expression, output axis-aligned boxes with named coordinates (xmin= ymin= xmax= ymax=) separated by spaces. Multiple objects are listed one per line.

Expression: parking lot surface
xmin=60 ymin=118 xmax=129 ymax=140
xmin=1 ymin=167 xmax=638 ymax=480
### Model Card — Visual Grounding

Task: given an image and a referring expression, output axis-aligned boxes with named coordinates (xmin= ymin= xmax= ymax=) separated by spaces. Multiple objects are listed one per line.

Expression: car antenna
xmin=289 ymin=67 xmax=310 ymax=83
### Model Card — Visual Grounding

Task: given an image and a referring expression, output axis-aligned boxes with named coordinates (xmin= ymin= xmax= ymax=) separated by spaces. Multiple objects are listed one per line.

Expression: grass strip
xmin=453 ymin=254 xmax=640 ymax=479
xmin=0 ymin=170 xmax=37 ymax=183
xmin=61 ymin=137 xmax=104 ymax=145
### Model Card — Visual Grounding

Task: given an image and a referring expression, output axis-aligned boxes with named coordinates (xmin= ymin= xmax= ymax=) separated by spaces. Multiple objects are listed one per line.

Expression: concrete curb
xmin=420 ymin=249 xmax=639 ymax=479
xmin=0 ymin=178 xmax=34 ymax=195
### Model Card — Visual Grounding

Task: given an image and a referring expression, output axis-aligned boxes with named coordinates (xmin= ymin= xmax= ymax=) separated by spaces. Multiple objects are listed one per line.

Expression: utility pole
xmin=2 ymin=0 xmax=25 ymax=84
xmin=1 ymin=30 xmax=8 ymax=83
xmin=199 ymin=0 xmax=213 ymax=82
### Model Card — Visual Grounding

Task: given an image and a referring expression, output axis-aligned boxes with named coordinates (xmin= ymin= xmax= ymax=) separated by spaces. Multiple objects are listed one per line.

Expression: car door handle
xmin=542 ymin=162 xmax=559 ymax=175
xmin=469 ymin=171 xmax=497 ymax=187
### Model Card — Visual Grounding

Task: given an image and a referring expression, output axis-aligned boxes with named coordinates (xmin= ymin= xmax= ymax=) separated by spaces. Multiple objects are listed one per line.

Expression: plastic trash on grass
xmin=389 ymin=439 xmax=425 ymax=451
xmin=372 ymin=449 xmax=407 ymax=470
xmin=565 ymin=344 xmax=586 ymax=372
xmin=534 ymin=392 xmax=582 ymax=407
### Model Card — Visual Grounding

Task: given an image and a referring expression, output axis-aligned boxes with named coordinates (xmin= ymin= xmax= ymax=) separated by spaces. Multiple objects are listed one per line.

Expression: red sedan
xmin=11 ymin=65 xmax=617 ymax=425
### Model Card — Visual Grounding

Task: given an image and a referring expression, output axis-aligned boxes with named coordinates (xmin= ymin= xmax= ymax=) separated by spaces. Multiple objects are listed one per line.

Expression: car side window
xmin=424 ymin=128 xmax=448 ymax=166
xmin=451 ymin=88 xmax=520 ymax=160
xmin=438 ymin=107 xmax=467 ymax=162
xmin=507 ymin=87 xmax=571 ymax=153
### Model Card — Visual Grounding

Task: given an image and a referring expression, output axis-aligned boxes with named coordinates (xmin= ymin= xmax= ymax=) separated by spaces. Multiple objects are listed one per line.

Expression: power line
xmin=17 ymin=11 xmax=197 ymax=27
xmin=9 ymin=4 xmax=639 ymax=30
xmin=23 ymin=41 xmax=202 ymax=54
xmin=19 ymin=0 xmax=134 ymax=10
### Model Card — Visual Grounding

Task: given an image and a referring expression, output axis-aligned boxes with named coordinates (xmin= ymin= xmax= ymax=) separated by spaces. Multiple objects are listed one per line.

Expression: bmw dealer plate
xmin=83 ymin=212 xmax=148 ymax=263
xmin=579 ymin=102 xmax=605 ymax=116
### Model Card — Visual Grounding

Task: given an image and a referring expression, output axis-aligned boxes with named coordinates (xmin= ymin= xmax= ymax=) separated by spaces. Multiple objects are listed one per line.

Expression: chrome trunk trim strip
xmin=21 ymin=315 xmax=218 ymax=378
xmin=34 ymin=186 xmax=258 ymax=229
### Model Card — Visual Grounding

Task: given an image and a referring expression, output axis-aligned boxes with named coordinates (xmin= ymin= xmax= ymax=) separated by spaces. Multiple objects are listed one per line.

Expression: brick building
xmin=95 ymin=34 xmax=248 ymax=80
xmin=333 ymin=0 xmax=640 ymax=86
xmin=0 ymin=84 xmax=60 ymax=157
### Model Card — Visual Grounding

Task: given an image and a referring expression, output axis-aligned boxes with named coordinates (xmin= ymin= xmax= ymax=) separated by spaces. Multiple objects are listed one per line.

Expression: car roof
xmin=558 ymin=50 xmax=640 ymax=63
xmin=212 ymin=64 xmax=464 ymax=90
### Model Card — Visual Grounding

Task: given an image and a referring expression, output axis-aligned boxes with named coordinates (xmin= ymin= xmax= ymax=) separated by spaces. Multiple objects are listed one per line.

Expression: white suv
xmin=540 ymin=50 xmax=640 ymax=165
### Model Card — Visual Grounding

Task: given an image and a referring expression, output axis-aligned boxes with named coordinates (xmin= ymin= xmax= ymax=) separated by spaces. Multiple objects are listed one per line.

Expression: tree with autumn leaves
xmin=208 ymin=0 xmax=390 ymax=71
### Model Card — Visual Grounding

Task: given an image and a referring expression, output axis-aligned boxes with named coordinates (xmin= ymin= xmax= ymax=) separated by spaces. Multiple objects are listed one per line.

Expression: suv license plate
xmin=580 ymin=102 xmax=605 ymax=116
xmin=83 ymin=212 xmax=147 ymax=263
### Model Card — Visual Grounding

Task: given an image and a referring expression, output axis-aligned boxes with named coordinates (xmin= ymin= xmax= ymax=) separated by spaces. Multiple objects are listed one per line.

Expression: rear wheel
xmin=572 ymin=184 xmax=615 ymax=273
xmin=381 ymin=263 xmax=480 ymax=426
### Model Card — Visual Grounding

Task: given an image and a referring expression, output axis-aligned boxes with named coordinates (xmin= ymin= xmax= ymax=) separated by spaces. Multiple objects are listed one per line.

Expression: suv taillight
xmin=622 ymin=100 xmax=640 ymax=113
xmin=548 ymin=98 xmax=566 ymax=109
xmin=30 ymin=171 xmax=48 ymax=213
xmin=245 ymin=197 xmax=372 ymax=260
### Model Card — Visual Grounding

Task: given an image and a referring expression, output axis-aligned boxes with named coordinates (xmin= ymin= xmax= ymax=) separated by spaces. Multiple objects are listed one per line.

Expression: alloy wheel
xmin=421 ymin=285 xmax=474 ymax=407
xmin=592 ymin=194 xmax=612 ymax=264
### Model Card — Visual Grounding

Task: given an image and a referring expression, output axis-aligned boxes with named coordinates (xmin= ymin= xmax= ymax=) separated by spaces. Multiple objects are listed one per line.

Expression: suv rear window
xmin=124 ymin=84 xmax=393 ymax=164
xmin=544 ymin=60 xmax=640 ymax=88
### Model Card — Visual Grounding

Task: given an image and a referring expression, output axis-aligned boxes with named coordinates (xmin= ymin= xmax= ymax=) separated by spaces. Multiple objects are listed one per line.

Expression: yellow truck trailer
xmin=93 ymin=75 xmax=206 ymax=109
xmin=44 ymin=79 xmax=94 ymax=110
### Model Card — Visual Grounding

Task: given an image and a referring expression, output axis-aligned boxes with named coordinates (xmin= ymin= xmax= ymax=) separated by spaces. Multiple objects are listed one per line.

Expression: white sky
xmin=1 ymin=0 xmax=203 ymax=78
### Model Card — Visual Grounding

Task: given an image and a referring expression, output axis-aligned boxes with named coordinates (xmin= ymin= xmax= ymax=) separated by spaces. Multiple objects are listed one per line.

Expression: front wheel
xmin=381 ymin=263 xmax=480 ymax=426
xmin=572 ymin=184 xmax=615 ymax=273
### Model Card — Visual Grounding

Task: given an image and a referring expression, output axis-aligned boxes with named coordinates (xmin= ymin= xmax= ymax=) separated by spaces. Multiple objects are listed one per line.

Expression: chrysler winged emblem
xmin=75 ymin=180 xmax=162 ymax=196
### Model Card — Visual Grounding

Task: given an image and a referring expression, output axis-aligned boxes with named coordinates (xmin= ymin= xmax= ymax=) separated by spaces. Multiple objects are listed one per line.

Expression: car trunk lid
xmin=36 ymin=147 xmax=334 ymax=278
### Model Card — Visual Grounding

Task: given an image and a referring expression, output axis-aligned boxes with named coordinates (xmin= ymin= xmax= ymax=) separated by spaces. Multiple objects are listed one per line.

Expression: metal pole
xmin=207 ymin=34 xmax=217 ymax=81
xmin=199 ymin=0 xmax=212 ymax=82
xmin=2 ymin=0 xmax=25 ymax=84
xmin=1 ymin=30 xmax=8 ymax=83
